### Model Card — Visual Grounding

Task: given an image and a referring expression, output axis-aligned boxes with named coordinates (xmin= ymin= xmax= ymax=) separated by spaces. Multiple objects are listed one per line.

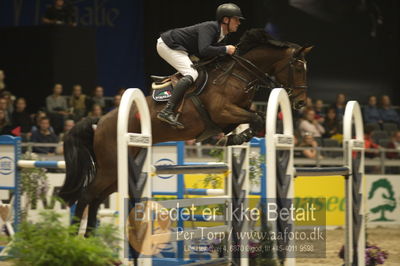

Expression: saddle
xmin=151 ymin=70 xmax=208 ymax=102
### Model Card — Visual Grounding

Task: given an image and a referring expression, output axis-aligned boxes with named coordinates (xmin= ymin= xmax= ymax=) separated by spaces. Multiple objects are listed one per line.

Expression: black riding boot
xmin=157 ymin=75 xmax=193 ymax=129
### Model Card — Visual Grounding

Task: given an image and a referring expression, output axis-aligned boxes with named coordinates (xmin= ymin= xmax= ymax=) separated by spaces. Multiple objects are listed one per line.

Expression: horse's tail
xmin=59 ymin=117 xmax=100 ymax=206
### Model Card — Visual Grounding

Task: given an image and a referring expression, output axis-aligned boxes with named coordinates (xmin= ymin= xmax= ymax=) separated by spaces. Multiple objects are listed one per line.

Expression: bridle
xmin=213 ymin=48 xmax=307 ymax=108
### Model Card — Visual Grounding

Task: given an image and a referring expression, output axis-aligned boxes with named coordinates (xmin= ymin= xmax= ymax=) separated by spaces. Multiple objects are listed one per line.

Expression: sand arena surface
xmin=297 ymin=227 xmax=400 ymax=266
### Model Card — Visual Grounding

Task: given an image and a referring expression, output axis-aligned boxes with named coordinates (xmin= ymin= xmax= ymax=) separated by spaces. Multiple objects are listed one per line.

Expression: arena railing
xmin=18 ymin=142 xmax=400 ymax=174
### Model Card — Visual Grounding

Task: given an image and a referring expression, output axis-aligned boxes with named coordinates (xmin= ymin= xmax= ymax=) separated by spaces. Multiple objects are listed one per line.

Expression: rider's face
xmin=228 ymin=16 xmax=241 ymax=32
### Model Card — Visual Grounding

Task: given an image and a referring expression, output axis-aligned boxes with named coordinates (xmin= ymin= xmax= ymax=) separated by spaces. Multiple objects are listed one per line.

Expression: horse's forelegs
xmin=216 ymin=128 xmax=255 ymax=146
xmin=215 ymin=105 xmax=265 ymax=146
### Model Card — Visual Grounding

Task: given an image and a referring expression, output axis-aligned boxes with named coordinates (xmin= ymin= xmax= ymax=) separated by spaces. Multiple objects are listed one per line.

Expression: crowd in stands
xmin=292 ymin=93 xmax=400 ymax=165
xmin=0 ymin=69 xmax=124 ymax=155
xmin=1 ymin=68 xmax=400 ymax=165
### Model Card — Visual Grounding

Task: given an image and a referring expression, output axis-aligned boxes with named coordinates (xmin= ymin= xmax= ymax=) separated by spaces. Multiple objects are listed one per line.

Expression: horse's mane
xmin=237 ymin=28 xmax=299 ymax=55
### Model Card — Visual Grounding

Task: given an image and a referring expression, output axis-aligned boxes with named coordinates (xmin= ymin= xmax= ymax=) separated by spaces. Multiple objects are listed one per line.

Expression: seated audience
xmin=379 ymin=95 xmax=400 ymax=125
xmin=30 ymin=117 xmax=59 ymax=154
xmin=332 ymin=93 xmax=346 ymax=121
xmin=69 ymin=84 xmax=89 ymax=121
xmin=42 ymin=0 xmax=76 ymax=26
xmin=87 ymin=104 xmax=103 ymax=119
xmin=314 ymin=99 xmax=325 ymax=123
xmin=108 ymin=94 xmax=121 ymax=112
xmin=90 ymin=86 xmax=107 ymax=109
xmin=0 ymin=109 xmax=12 ymax=135
xmin=298 ymin=108 xmax=325 ymax=138
xmin=298 ymin=133 xmax=320 ymax=159
xmin=1 ymin=91 xmax=14 ymax=115
xmin=46 ymin=83 xmax=69 ymax=134
xmin=0 ymin=97 xmax=11 ymax=122
xmin=386 ymin=131 xmax=400 ymax=159
xmin=363 ymin=95 xmax=382 ymax=125
xmin=0 ymin=70 xmax=8 ymax=96
xmin=56 ymin=119 xmax=75 ymax=154
xmin=58 ymin=119 xmax=75 ymax=141
xmin=31 ymin=110 xmax=55 ymax=134
xmin=11 ymin=98 xmax=33 ymax=138
xmin=323 ymin=107 xmax=341 ymax=139
xmin=364 ymin=125 xmax=380 ymax=158
xmin=46 ymin=84 xmax=69 ymax=114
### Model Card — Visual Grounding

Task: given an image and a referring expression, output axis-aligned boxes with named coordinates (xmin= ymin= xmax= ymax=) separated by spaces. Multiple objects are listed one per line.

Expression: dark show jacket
xmin=160 ymin=21 xmax=226 ymax=58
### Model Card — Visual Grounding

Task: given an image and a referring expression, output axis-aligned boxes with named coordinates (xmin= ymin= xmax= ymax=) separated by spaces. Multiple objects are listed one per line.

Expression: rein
xmin=212 ymin=49 xmax=307 ymax=100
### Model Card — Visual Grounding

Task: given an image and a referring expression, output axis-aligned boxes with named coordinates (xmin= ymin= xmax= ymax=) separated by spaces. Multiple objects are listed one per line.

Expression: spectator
xmin=46 ymin=83 xmax=70 ymax=134
xmin=108 ymin=94 xmax=121 ymax=112
xmin=90 ymin=86 xmax=106 ymax=109
xmin=0 ymin=69 xmax=7 ymax=95
xmin=323 ymin=107 xmax=341 ymax=139
xmin=295 ymin=97 xmax=313 ymax=119
xmin=31 ymin=110 xmax=55 ymax=134
xmin=30 ymin=117 xmax=58 ymax=154
xmin=42 ymin=0 xmax=76 ymax=26
xmin=364 ymin=125 xmax=380 ymax=158
xmin=87 ymin=104 xmax=103 ymax=119
xmin=69 ymin=84 xmax=89 ymax=121
xmin=58 ymin=119 xmax=75 ymax=141
xmin=386 ymin=131 xmax=400 ymax=159
xmin=0 ymin=109 xmax=12 ymax=135
xmin=379 ymin=95 xmax=400 ymax=125
xmin=56 ymin=119 xmax=75 ymax=154
xmin=298 ymin=108 xmax=325 ymax=138
xmin=363 ymin=95 xmax=382 ymax=125
xmin=46 ymin=84 xmax=69 ymax=114
xmin=1 ymin=91 xmax=14 ymax=115
xmin=305 ymin=97 xmax=313 ymax=109
xmin=0 ymin=97 xmax=11 ymax=122
xmin=333 ymin=93 xmax=346 ymax=121
xmin=298 ymin=133 xmax=320 ymax=159
xmin=314 ymin=99 xmax=325 ymax=123
xmin=364 ymin=125 xmax=381 ymax=173
xmin=11 ymin=98 xmax=33 ymax=138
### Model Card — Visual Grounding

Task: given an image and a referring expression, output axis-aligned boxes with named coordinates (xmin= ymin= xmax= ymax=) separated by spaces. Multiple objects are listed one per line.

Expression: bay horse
xmin=59 ymin=29 xmax=312 ymax=235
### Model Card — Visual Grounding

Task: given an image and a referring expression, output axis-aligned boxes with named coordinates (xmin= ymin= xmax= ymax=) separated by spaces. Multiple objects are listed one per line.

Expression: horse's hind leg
xmin=85 ymin=182 xmax=117 ymax=237
xmin=71 ymin=195 xmax=90 ymax=232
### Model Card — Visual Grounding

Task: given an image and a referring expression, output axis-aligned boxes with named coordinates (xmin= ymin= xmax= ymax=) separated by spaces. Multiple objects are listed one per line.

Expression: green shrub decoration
xmin=7 ymin=211 xmax=120 ymax=266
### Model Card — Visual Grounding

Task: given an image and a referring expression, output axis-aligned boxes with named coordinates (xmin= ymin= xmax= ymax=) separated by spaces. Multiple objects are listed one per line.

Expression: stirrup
xmin=157 ymin=112 xmax=184 ymax=129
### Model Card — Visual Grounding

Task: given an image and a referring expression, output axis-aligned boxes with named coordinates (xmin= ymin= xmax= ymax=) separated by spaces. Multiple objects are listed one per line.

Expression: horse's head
xmin=236 ymin=29 xmax=313 ymax=110
xmin=272 ymin=45 xmax=313 ymax=110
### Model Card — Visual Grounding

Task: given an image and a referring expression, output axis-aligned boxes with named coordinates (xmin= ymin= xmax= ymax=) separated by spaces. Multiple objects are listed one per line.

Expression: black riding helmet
xmin=216 ymin=3 xmax=245 ymax=21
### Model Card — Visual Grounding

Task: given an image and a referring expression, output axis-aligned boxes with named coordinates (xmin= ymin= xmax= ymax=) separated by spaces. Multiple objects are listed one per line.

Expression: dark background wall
xmin=0 ymin=0 xmax=398 ymax=112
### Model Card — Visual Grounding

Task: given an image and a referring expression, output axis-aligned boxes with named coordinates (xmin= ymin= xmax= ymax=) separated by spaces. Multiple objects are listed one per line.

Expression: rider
xmin=156 ymin=3 xmax=244 ymax=129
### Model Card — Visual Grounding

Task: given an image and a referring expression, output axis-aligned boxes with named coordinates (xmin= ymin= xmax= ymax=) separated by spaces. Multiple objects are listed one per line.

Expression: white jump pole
xmin=343 ymin=101 xmax=365 ymax=266
xmin=117 ymin=88 xmax=152 ymax=265
xmin=266 ymin=88 xmax=295 ymax=266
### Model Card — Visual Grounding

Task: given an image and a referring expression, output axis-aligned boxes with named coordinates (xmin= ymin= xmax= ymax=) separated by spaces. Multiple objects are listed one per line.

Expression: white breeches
xmin=156 ymin=37 xmax=199 ymax=81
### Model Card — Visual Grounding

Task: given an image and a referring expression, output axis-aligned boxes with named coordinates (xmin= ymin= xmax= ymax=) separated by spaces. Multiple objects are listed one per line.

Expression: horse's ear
xmin=294 ymin=45 xmax=314 ymax=58
xmin=303 ymin=45 xmax=314 ymax=55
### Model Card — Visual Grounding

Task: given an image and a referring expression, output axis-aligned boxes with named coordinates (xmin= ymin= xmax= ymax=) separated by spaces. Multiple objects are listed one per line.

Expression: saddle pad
xmin=152 ymin=85 xmax=173 ymax=102
xmin=151 ymin=71 xmax=208 ymax=102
